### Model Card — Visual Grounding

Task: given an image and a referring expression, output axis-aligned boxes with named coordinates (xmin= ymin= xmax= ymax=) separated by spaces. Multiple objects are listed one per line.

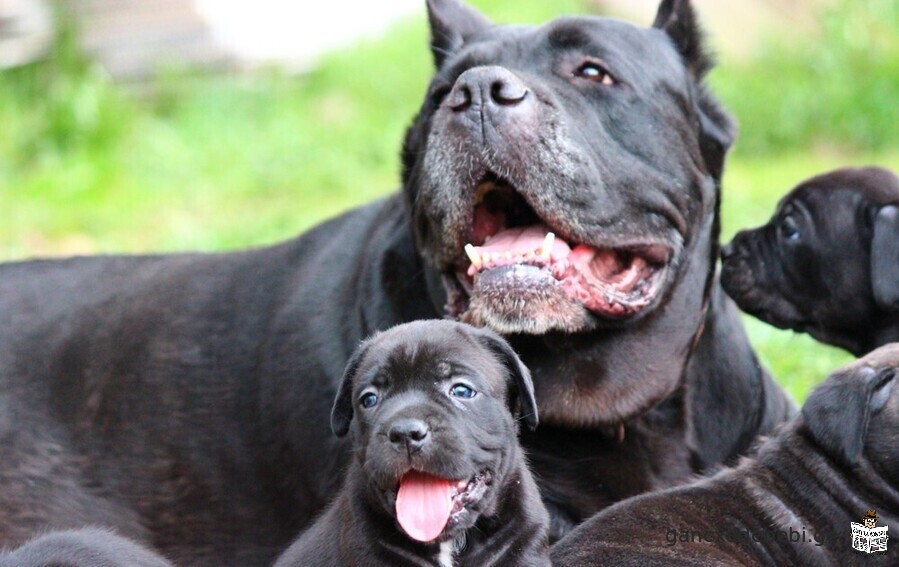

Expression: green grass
xmin=713 ymin=0 xmax=899 ymax=155
xmin=1 ymin=0 xmax=896 ymax=403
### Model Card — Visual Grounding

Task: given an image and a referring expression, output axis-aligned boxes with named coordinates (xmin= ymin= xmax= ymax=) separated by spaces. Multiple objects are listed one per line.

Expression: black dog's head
xmin=721 ymin=167 xmax=899 ymax=355
xmin=330 ymin=320 xmax=538 ymax=543
xmin=402 ymin=0 xmax=734 ymax=335
xmin=801 ymin=343 xmax=899 ymax=483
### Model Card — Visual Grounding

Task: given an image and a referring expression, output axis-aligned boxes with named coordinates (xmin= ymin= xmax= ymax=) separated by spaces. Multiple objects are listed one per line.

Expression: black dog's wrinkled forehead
xmin=435 ymin=17 xmax=688 ymax=97
xmin=354 ymin=321 xmax=505 ymax=394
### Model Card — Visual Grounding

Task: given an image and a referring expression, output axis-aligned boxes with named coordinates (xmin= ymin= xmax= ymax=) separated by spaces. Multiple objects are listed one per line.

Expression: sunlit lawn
xmin=2 ymin=0 xmax=896 ymax=403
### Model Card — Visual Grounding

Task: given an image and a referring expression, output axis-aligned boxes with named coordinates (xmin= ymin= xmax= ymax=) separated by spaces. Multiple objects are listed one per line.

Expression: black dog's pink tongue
xmin=395 ymin=471 xmax=454 ymax=542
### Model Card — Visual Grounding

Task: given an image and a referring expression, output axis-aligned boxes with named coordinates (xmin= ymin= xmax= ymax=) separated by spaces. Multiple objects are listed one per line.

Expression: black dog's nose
xmin=388 ymin=418 xmax=430 ymax=452
xmin=448 ymin=66 xmax=529 ymax=112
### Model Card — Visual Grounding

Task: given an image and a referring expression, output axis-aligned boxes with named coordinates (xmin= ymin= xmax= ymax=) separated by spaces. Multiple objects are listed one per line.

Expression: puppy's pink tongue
xmin=395 ymin=471 xmax=454 ymax=542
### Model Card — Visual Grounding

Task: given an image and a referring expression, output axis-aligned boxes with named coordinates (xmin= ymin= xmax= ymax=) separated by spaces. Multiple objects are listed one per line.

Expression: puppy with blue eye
xmin=274 ymin=320 xmax=550 ymax=567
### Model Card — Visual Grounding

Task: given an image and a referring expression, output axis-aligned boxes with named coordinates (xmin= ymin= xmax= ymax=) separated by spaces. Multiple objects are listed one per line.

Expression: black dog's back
xmin=0 ymin=197 xmax=426 ymax=564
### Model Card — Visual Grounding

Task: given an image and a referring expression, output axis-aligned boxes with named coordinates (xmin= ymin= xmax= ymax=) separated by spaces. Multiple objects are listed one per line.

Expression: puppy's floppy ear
xmin=426 ymin=0 xmax=491 ymax=68
xmin=801 ymin=365 xmax=896 ymax=466
xmin=331 ymin=340 xmax=374 ymax=438
xmin=653 ymin=0 xmax=735 ymax=180
xmin=475 ymin=329 xmax=539 ymax=431
xmin=871 ymin=205 xmax=899 ymax=312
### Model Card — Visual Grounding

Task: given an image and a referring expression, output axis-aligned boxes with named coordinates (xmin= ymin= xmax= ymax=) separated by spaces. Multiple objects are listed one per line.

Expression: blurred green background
xmin=2 ymin=0 xmax=897 ymax=402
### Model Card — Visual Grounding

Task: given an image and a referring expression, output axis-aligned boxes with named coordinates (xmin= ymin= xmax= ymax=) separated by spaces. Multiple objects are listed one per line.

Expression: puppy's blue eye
xmin=360 ymin=393 xmax=378 ymax=409
xmin=779 ymin=217 xmax=800 ymax=241
xmin=450 ymin=384 xmax=477 ymax=399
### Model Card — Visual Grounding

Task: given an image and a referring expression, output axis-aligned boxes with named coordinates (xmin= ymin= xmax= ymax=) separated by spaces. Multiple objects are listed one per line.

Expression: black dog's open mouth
xmin=393 ymin=469 xmax=492 ymax=543
xmin=448 ymin=176 xmax=670 ymax=324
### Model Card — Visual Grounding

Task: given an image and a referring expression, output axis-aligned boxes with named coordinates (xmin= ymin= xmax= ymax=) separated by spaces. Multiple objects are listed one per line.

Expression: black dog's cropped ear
xmin=426 ymin=0 xmax=491 ymax=68
xmin=330 ymin=340 xmax=374 ymax=438
xmin=475 ymin=330 xmax=538 ymax=431
xmin=801 ymin=366 xmax=896 ymax=466
xmin=653 ymin=1 xmax=735 ymax=180
xmin=652 ymin=0 xmax=711 ymax=77
xmin=871 ymin=205 xmax=899 ymax=312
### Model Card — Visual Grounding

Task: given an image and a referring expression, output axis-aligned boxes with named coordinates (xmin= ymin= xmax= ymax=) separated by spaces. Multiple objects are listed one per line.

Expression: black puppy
xmin=552 ymin=343 xmax=899 ymax=566
xmin=0 ymin=1 xmax=792 ymax=562
xmin=722 ymin=166 xmax=899 ymax=356
xmin=0 ymin=528 xmax=174 ymax=567
xmin=275 ymin=320 xmax=550 ymax=567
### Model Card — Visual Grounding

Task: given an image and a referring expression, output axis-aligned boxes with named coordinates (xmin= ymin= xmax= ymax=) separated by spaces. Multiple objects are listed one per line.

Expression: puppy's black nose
xmin=388 ymin=418 xmax=430 ymax=452
xmin=448 ymin=66 xmax=529 ymax=112
xmin=720 ymin=242 xmax=735 ymax=261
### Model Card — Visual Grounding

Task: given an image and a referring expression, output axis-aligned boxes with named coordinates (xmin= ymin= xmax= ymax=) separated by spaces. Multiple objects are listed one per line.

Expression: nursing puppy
xmin=722 ymin=166 xmax=899 ymax=356
xmin=552 ymin=344 xmax=899 ymax=566
xmin=275 ymin=320 xmax=550 ymax=567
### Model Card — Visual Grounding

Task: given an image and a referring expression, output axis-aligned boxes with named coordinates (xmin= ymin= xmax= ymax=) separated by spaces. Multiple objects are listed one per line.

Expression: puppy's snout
xmin=388 ymin=418 xmax=430 ymax=452
xmin=720 ymin=242 xmax=736 ymax=261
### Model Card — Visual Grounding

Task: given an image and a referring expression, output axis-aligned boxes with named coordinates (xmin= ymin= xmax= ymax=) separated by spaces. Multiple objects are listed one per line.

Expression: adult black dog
xmin=552 ymin=344 xmax=899 ymax=566
xmin=0 ymin=529 xmax=174 ymax=567
xmin=722 ymin=166 xmax=899 ymax=356
xmin=0 ymin=0 xmax=792 ymax=563
xmin=274 ymin=320 xmax=550 ymax=567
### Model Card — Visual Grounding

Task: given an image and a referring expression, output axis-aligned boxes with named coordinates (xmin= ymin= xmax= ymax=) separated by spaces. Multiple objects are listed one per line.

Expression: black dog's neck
xmin=341 ymin=456 xmax=549 ymax=567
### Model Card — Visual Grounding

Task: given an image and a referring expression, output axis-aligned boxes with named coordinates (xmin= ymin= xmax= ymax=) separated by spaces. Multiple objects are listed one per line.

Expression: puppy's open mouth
xmin=447 ymin=176 xmax=670 ymax=328
xmin=393 ymin=469 xmax=492 ymax=543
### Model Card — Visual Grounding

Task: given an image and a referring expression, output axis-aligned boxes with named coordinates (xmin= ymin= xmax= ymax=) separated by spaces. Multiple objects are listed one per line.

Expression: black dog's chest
xmin=522 ymin=419 xmax=694 ymax=538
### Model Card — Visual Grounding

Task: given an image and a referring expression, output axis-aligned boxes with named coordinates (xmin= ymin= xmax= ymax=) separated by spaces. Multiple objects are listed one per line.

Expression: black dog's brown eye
xmin=360 ymin=392 xmax=378 ymax=409
xmin=574 ymin=61 xmax=615 ymax=86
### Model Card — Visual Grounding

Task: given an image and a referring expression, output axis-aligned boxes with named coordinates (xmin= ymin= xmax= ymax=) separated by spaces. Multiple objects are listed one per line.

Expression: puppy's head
xmin=331 ymin=320 xmax=538 ymax=543
xmin=721 ymin=166 xmax=899 ymax=355
xmin=801 ymin=343 xmax=899 ymax=480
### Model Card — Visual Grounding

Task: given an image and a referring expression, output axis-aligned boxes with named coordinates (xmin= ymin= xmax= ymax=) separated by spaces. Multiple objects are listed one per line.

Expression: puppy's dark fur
xmin=722 ymin=166 xmax=899 ymax=356
xmin=552 ymin=344 xmax=899 ymax=566
xmin=275 ymin=320 xmax=549 ymax=567
xmin=0 ymin=0 xmax=791 ymax=562
xmin=0 ymin=529 xmax=174 ymax=567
